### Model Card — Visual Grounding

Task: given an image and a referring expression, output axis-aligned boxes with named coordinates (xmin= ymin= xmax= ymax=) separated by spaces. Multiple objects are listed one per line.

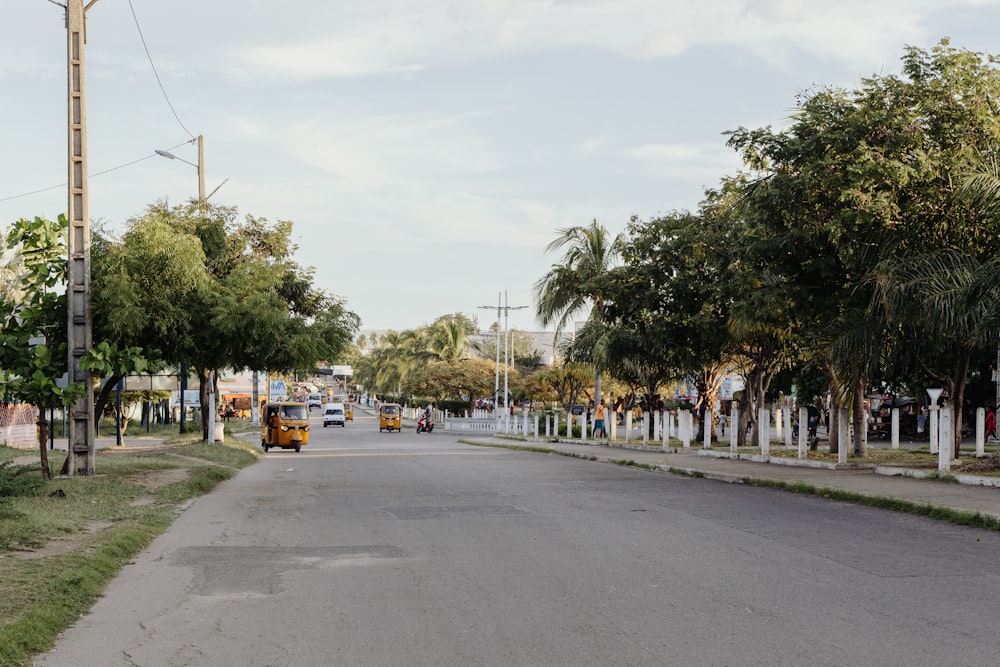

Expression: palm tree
xmin=534 ymin=219 xmax=623 ymax=405
xmin=872 ymin=249 xmax=1000 ymax=458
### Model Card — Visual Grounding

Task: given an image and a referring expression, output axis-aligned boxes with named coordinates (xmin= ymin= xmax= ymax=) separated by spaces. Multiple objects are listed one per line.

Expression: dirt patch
xmin=125 ymin=467 xmax=190 ymax=491
xmin=9 ymin=521 xmax=114 ymax=560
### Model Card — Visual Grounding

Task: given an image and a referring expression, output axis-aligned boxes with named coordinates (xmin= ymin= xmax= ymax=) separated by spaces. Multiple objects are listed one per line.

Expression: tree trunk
xmin=198 ymin=367 xmax=211 ymax=441
xmin=950 ymin=356 xmax=971 ymax=459
xmin=37 ymin=408 xmax=50 ymax=480
xmin=829 ymin=396 xmax=840 ymax=454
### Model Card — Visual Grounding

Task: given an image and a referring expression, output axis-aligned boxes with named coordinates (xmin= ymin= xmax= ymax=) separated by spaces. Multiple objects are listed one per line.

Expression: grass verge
xmin=746 ymin=478 xmax=1000 ymax=531
xmin=0 ymin=437 xmax=259 ymax=667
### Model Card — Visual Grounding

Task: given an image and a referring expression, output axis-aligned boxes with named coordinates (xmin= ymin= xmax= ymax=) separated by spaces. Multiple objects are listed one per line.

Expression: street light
xmin=156 ymin=135 xmax=205 ymax=207
xmin=477 ymin=291 xmax=527 ymax=428
xmin=156 ymin=135 xmax=206 ymax=436
xmin=478 ymin=293 xmax=502 ymax=411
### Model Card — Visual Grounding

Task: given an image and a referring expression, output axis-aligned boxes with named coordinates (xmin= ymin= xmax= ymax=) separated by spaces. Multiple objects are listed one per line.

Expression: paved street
xmin=35 ymin=409 xmax=1000 ymax=666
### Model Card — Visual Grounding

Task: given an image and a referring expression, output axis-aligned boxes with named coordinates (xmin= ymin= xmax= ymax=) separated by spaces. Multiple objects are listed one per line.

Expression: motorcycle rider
xmin=419 ymin=405 xmax=433 ymax=432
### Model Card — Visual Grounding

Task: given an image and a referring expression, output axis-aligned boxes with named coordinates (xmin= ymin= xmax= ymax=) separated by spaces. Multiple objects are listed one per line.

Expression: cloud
xmin=621 ymin=142 xmax=743 ymax=181
xmin=218 ymin=0 xmax=997 ymax=80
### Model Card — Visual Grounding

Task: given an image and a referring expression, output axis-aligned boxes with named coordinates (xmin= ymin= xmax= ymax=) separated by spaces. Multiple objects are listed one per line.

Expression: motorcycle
xmin=416 ymin=415 xmax=434 ymax=433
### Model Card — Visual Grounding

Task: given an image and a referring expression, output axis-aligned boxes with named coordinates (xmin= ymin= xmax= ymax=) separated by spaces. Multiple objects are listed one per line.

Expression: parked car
xmin=324 ymin=403 xmax=346 ymax=427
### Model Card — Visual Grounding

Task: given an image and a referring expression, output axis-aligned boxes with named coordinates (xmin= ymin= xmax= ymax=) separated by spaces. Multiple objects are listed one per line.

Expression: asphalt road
xmin=36 ymin=409 xmax=1000 ymax=666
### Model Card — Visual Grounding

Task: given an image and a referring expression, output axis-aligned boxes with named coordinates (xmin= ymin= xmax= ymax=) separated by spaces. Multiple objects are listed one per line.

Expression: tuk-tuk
xmin=379 ymin=403 xmax=401 ymax=432
xmin=261 ymin=402 xmax=311 ymax=452
xmin=344 ymin=402 xmax=354 ymax=421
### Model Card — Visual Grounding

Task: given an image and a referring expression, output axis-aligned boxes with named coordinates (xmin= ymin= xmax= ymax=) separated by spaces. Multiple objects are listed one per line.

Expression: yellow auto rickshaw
xmin=344 ymin=402 xmax=354 ymax=421
xmin=379 ymin=403 xmax=401 ymax=432
xmin=261 ymin=402 xmax=311 ymax=452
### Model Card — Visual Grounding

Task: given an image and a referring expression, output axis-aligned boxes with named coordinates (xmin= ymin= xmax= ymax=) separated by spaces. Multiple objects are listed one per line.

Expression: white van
xmin=323 ymin=403 xmax=346 ymax=427
xmin=308 ymin=393 xmax=323 ymax=409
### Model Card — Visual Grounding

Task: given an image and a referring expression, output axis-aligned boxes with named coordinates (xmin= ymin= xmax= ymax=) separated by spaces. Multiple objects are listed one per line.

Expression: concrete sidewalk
xmin=461 ymin=435 xmax=1000 ymax=523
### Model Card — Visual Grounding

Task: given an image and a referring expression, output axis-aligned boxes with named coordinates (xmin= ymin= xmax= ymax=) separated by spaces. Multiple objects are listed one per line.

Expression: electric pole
xmin=62 ymin=0 xmax=100 ymax=475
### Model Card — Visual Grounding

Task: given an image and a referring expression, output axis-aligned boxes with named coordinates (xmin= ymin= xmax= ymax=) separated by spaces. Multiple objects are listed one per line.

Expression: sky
xmin=3 ymin=0 xmax=1000 ymax=335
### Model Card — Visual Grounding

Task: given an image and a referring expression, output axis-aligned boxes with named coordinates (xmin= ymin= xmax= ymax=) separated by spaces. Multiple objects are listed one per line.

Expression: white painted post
xmin=703 ymin=408 xmax=712 ymax=449
xmin=566 ymin=411 xmax=572 ymax=439
xmin=939 ymin=406 xmax=952 ymax=471
xmin=546 ymin=414 xmax=551 ymax=437
xmin=798 ymin=407 xmax=808 ymax=459
xmin=976 ymin=407 xmax=985 ymax=457
xmin=625 ymin=410 xmax=632 ymax=444
xmin=682 ymin=410 xmax=691 ymax=448
xmin=534 ymin=413 xmax=539 ymax=438
xmin=662 ymin=411 xmax=668 ymax=447
xmin=774 ymin=408 xmax=783 ymax=448
xmin=730 ymin=406 xmax=739 ymax=453
xmin=642 ymin=412 xmax=648 ymax=446
xmin=654 ymin=410 xmax=661 ymax=442
xmin=758 ymin=407 xmax=770 ymax=457
xmin=783 ymin=407 xmax=793 ymax=447
xmin=610 ymin=410 xmax=617 ymax=441
xmin=554 ymin=413 xmax=559 ymax=439
xmin=891 ymin=408 xmax=900 ymax=449
xmin=838 ymin=408 xmax=848 ymax=465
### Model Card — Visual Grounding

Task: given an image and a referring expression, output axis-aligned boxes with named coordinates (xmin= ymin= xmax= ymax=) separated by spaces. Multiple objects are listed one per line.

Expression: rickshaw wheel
xmin=262 ymin=440 xmax=269 ymax=452
xmin=294 ymin=443 xmax=301 ymax=452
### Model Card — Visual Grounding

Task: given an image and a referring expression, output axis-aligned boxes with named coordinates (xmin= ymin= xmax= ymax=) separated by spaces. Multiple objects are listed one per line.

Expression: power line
xmin=0 ymin=143 xmax=191 ymax=203
xmin=127 ymin=0 xmax=195 ymax=139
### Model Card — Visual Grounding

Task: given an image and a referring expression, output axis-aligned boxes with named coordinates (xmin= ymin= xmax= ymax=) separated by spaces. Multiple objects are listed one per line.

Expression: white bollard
xmin=774 ymin=408 xmax=783 ymax=448
xmin=534 ymin=413 xmax=540 ymax=438
xmin=642 ymin=412 xmax=648 ymax=446
xmin=566 ymin=411 xmax=572 ymax=439
xmin=758 ymin=407 xmax=770 ymax=457
xmin=654 ymin=411 xmax=661 ymax=442
xmin=682 ymin=410 xmax=691 ymax=448
xmin=730 ymin=406 xmax=739 ymax=453
xmin=939 ymin=406 xmax=952 ymax=471
xmin=976 ymin=407 xmax=985 ymax=457
xmin=703 ymin=408 xmax=712 ymax=449
xmin=625 ymin=410 xmax=632 ymax=444
xmin=891 ymin=408 xmax=900 ymax=449
xmin=662 ymin=411 xmax=668 ymax=447
xmin=783 ymin=407 xmax=793 ymax=447
xmin=554 ymin=414 xmax=559 ymax=439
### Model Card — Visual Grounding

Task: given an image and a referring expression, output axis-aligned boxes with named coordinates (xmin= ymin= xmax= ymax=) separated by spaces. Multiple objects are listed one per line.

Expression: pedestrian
xmin=987 ymin=408 xmax=996 ymax=441
xmin=917 ymin=407 xmax=926 ymax=435
xmin=719 ymin=410 xmax=727 ymax=436
xmin=594 ymin=399 xmax=606 ymax=438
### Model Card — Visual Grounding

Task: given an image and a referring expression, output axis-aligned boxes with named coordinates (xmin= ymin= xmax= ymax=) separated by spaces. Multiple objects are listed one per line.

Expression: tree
xmin=92 ymin=201 xmax=359 ymax=440
xmin=0 ymin=216 xmax=86 ymax=477
xmin=534 ymin=219 xmax=623 ymax=407
xmin=726 ymin=40 xmax=1000 ymax=454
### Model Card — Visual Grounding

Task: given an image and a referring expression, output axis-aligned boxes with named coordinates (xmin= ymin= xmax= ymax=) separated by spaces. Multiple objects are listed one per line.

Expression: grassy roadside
xmin=0 ymin=435 xmax=259 ymax=667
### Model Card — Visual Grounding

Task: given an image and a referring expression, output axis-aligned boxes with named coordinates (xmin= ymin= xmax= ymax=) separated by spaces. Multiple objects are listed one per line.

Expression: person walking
xmin=594 ymin=399 xmax=606 ymax=439
xmin=987 ymin=408 xmax=996 ymax=441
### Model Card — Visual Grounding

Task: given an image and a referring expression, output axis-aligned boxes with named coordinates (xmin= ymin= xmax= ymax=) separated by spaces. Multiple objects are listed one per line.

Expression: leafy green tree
xmin=726 ymin=40 xmax=1000 ymax=454
xmin=0 ymin=216 xmax=86 ymax=477
xmin=92 ymin=201 xmax=358 ymax=440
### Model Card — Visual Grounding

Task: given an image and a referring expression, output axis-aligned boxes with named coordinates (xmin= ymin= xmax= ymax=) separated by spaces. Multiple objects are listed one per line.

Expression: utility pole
xmin=502 ymin=290 xmax=529 ymax=417
xmin=478 ymin=293 xmax=502 ymax=410
xmin=62 ymin=0 xmax=100 ymax=475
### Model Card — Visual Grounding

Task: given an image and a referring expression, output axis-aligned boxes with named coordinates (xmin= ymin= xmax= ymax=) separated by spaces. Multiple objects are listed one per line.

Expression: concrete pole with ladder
xmin=64 ymin=0 xmax=100 ymax=475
